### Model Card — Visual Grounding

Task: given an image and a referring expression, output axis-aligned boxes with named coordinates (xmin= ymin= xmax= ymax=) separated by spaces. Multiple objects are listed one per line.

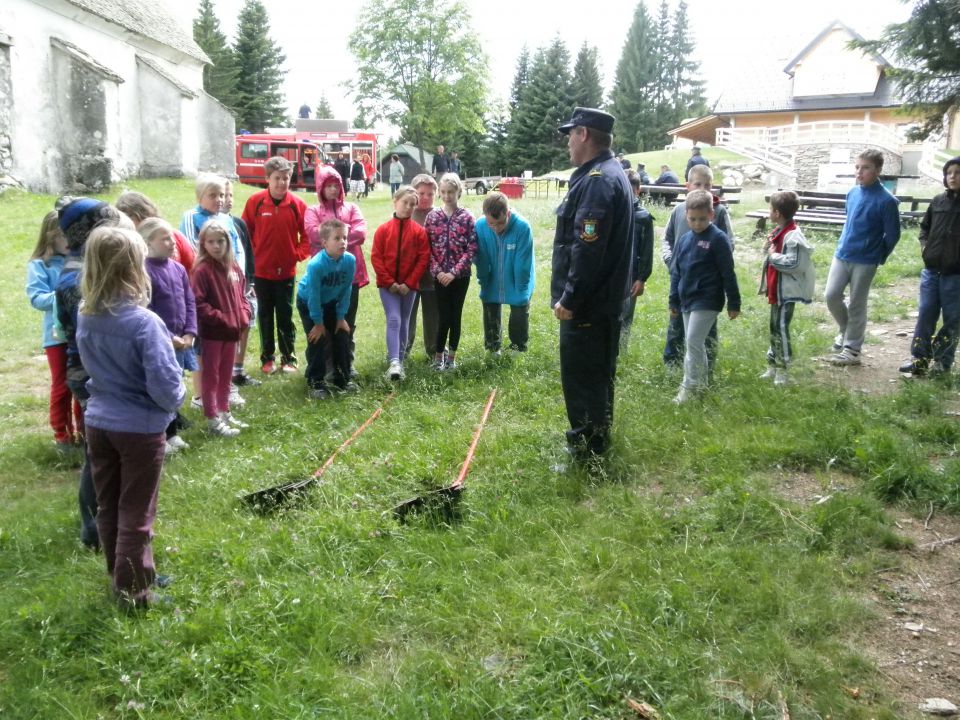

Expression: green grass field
xmin=0 ymin=165 xmax=957 ymax=719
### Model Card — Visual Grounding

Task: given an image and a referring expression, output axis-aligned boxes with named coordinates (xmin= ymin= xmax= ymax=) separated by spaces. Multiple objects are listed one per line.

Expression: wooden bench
xmin=747 ymin=209 xmax=847 ymax=234
xmin=640 ymin=184 xmax=742 ymax=206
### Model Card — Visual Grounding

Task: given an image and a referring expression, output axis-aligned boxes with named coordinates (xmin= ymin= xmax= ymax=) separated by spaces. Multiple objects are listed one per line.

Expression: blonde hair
xmin=115 ymin=191 xmax=159 ymax=225
xmin=137 ymin=217 xmax=175 ymax=248
xmin=438 ymin=172 xmax=463 ymax=198
xmin=195 ymin=173 xmax=226 ymax=202
xmin=482 ymin=191 xmax=509 ymax=219
xmin=392 ymin=185 xmax=418 ymax=203
xmin=684 ymin=189 xmax=714 ymax=214
xmin=687 ymin=164 xmax=714 ymax=186
xmin=410 ymin=173 xmax=437 ymax=190
xmin=196 ymin=219 xmax=236 ymax=269
xmin=30 ymin=210 xmax=66 ymax=262
xmin=80 ymin=227 xmax=151 ymax=314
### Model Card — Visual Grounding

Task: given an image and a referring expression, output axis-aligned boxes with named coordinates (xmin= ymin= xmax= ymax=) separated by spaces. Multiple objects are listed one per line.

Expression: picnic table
xmin=746 ymin=189 xmax=932 ymax=234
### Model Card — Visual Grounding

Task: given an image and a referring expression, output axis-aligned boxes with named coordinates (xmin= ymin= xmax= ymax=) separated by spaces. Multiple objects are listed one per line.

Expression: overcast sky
xmin=168 ymin=0 xmax=914 ymax=134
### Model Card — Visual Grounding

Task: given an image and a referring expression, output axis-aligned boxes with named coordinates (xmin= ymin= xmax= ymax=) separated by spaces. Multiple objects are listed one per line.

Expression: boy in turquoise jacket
xmin=296 ymin=219 xmax=356 ymax=398
xmin=474 ymin=191 xmax=536 ymax=354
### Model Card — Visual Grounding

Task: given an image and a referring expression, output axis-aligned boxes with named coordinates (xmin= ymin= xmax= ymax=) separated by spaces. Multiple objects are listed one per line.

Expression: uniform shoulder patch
xmin=588 ymin=169 xmax=602 ymax=177
xmin=581 ymin=219 xmax=599 ymax=242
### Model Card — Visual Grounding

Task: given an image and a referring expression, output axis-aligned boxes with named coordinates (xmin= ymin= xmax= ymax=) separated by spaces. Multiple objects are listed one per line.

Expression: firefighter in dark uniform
xmin=551 ymin=107 xmax=634 ymax=461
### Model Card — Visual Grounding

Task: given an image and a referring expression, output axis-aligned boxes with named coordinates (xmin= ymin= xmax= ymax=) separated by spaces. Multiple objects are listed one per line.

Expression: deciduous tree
xmin=347 ymin=0 xmax=488 ymax=172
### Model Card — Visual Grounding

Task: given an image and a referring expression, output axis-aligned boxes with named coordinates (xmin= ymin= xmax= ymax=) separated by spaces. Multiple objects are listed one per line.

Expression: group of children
xmin=26 ymin=147 xmax=958 ymax=608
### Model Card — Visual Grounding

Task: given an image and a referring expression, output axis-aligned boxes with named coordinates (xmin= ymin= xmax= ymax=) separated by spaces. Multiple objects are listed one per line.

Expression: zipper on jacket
xmin=395 ymin=218 xmax=404 ymax=282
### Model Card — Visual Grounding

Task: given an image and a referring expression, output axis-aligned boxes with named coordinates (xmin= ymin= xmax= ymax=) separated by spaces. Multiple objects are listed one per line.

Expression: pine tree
xmin=609 ymin=1 xmax=658 ymax=152
xmin=233 ymin=0 xmax=287 ymax=133
xmin=314 ymin=94 xmax=334 ymax=119
xmin=192 ymin=0 xmax=239 ymax=109
xmin=508 ymin=37 xmax=574 ymax=174
xmin=851 ymin=0 xmax=960 ymax=140
xmin=480 ymin=102 xmax=510 ymax=176
xmin=571 ymin=43 xmax=604 ymax=110
xmin=667 ymin=0 xmax=706 ymax=125
xmin=509 ymin=47 xmax=531 ymax=114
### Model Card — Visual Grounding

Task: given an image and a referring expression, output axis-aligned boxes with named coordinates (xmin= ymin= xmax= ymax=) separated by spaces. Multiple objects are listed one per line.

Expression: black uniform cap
xmin=558 ymin=107 xmax=615 ymax=135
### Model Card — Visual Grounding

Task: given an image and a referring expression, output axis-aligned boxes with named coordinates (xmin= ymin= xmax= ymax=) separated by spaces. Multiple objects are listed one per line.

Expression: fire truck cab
xmin=235 ymin=136 xmax=326 ymax=190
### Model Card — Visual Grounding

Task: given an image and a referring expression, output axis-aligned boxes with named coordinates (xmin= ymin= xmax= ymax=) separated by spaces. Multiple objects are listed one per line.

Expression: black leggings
xmin=434 ymin=276 xmax=470 ymax=354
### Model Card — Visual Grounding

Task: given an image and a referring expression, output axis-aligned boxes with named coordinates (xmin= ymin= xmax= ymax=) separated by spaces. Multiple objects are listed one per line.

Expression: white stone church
xmin=1 ymin=0 xmax=235 ymax=193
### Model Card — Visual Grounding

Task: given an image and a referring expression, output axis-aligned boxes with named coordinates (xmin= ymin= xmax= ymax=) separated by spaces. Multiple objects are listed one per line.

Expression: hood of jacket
xmin=316 ymin=165 xmax=345 ymax=206
xmin=943 ymin=156 xmax=960 ymax=191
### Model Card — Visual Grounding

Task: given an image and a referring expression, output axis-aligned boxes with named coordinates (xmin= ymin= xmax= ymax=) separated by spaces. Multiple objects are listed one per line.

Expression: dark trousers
xmin=254 ymin=276 xmax=297 ymax=365
xmin=912 ymin=269 xmax=960 ymax=369
xmin=663 ymin=311 xmax=718 ymax=370
xmin=435 ymin=276 xmax=471 ymax=353
xmin=766 ymin=302 xmax=796 ymax=368
xmin=297 ymin=297 xmax=350 ymax=389
xmin=67 ymin=375 xmax=98 ymax=548
xmin=86 ymin=426 xmax=165 ymax=605
xmin=482 ymin=302 xmax=529 ymax=351
xmin=559 ymin=312 xmax=621 ymax=455
xmin=406 ymin=288 xmax=439 ymax=359
xmin=345 ymin=284 xmax=360 ymax=371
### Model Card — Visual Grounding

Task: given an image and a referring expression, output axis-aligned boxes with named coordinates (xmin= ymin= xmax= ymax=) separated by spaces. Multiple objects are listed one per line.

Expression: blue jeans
xmin=911 ymin=269 xmax=960 ymax=369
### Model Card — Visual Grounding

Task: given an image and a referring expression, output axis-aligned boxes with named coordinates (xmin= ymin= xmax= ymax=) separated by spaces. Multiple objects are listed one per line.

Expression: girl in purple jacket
xmin=424 ymin=173 xmax=477 ymax=370
xmin=138 ymin=218 xmax=197 ymax=454
xmin=76 ymin=227 xmax=185 ymax=609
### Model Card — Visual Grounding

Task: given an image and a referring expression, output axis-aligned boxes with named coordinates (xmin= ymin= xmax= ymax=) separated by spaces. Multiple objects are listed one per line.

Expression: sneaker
xmin=759 ymin=367 xmax=777 ymax=380
xmin=899 ymin=357 xmax=928 ymax=376
xmin=261 ymin=360 xmax=276 ymax=375
xmin=228 ymin=384 xmax=246 ymax=407
xmin=929 ymin=361 xmax=948 ymax=378
xmin=309 ymin=386 xmax=330 ymax=400
xmin=220 ymin=412 xmax=249 ymax=429
xmin=831 ymin=333 xmax=844 ymax=353
xmin=153 ymin=574 xmax=174 ymax=589
xmin=190 ymin=395 xmax=203 ymax=410
xmin=207 ymin=417 xmax=239 ymax=437
xmin=673 ymin=386 xmax=695 ymax=404
xmin=167 ymin=435 xmax=189 ymax=451
xmin=828 ymin=348 xmax=861 ymax=366
xmin=445 ymin=358 xmax=458 ymax=371
xmin=774 ymin=368 xmax=789 ymax=386
xmin=232 ymin=371 xmax=261 ymax=387
xmin=386 ymin=359 xmax=404 ymax=381
xmin=164 ymin=441 xmax=180 ymax=455
xmin=432 ymin=356 xmax=445 ymax=371
xmin=280 ymin=362 xmax=298 ymax=374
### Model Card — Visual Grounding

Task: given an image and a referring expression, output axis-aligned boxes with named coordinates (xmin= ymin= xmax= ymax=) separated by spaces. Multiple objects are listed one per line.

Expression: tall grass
xmin=0 ymin=176 xmax=955 ymax=718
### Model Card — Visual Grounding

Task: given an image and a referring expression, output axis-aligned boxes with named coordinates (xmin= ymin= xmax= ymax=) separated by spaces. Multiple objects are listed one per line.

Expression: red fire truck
xmin=235 ymin=119 xmax=379 ymax=191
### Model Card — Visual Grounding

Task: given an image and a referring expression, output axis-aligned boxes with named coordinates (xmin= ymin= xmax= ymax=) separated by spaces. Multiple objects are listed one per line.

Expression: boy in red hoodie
xmin=241 ymin=156 xmax=310 ymax=375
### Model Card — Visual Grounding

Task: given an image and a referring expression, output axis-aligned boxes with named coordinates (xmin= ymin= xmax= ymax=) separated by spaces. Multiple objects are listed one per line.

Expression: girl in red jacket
xmin=371 ymin=186 xmax=430 ymax=380
xmin=191 ymin=220 xmax=251 ymax=436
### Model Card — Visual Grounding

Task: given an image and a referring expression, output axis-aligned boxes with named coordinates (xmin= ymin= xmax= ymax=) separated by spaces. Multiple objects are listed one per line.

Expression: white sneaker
xmin=831 ymin=333 xmax=844 ymax=353
xmin=228 ymin=384 xmax=246 ymax=406
xmin=190 ymin=395 xmax=203 ymax=410
xmin=759 ymin=367 xmax=777 ymax=380
xmin=220 ymin=412 xmax=249 ymax=429
xmin=829 ymin=348 xmax=861 ymax=366
xmin=673 ymin=386 xmax=694 ymax=404
xmin=385 ymin=359 xmax=404 ymax=381
xmin=164 ymin=441 xmax=180 ymax=455
xmin=774 ymin=368 xmax=789 ymax=386
xmin=207 ymin=417 xmax=239 ymax=437
xmin=167 ymin=435 xmax=189 ymax=451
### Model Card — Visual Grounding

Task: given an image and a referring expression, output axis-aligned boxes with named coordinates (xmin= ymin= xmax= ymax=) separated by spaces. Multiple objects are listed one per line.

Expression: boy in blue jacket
xmin=474 ymin=192 xmax=536 ymax=355
xmin=825 ymin=149 xmax=901 ymax=366
xmin=669 ymin=190 xmax=741 ymax=403
xmin=296 ymin=219 xmax=356 ymax=398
